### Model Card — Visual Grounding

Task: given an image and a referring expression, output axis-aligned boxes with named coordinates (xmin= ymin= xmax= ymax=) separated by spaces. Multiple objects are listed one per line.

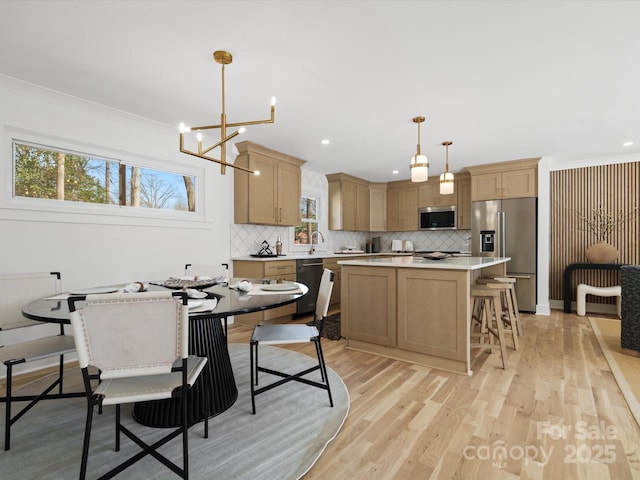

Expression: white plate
xmin=187 ymin=300 xmax=204 ymax=309
xmin=186 ymin=288 xmax=208 ymax=299
xmin=260 ymin=283 xmax=299 ymax=291
xmin=70 ymin=287 xmax=119 ymax=295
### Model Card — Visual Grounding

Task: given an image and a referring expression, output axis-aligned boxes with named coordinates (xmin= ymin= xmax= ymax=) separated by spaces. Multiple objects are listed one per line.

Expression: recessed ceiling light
xmin=392 ymin=170 xmax=399 ymax=175
xmin=321 ymin=139 xmax=330 ymax=145
xmin=623 ymin=141 xmax=634 ymax=147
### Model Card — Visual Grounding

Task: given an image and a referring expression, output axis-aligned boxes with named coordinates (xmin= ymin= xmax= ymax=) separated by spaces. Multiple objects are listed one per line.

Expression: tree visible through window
xmin=13 ymin=141 xmax=196 ymax=211
xmin=294 ymin=195 xmax=318 ymax=244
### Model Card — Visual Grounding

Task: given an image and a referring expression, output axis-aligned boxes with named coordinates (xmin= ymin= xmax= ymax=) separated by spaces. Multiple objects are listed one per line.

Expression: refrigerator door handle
xmin=508 ymin=274 xmax=531 ymax=279
xmin=500 ymin=211 xmax=507 ymax=257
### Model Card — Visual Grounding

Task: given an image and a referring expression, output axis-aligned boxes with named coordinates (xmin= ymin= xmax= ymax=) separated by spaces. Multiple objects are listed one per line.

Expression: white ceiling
xmin=1 ymin=0 xmax=639 ymax=183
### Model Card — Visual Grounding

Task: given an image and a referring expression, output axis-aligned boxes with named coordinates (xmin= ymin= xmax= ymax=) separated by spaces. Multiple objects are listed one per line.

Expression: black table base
xmin=133 ymin=315 xmax=237 ymax=427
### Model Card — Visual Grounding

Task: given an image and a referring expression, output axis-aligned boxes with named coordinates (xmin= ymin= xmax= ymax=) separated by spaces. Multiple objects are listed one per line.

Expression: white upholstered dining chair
xmin=68 ymin=291 xmax=208 ymax=480
xmin=0 ymin=271 xmax=77 ymax=451
xmin=249 ymin=268 xmax=334 ymax=414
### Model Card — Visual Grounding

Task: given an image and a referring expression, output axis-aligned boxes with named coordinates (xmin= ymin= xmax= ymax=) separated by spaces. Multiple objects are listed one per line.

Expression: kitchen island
xmin=338 ymin=255 xmax=510 ymax=375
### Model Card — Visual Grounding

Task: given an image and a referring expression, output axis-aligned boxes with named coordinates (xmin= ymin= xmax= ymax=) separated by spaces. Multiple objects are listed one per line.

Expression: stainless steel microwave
xmin=419 ymin=206 xmax=457 ymax=230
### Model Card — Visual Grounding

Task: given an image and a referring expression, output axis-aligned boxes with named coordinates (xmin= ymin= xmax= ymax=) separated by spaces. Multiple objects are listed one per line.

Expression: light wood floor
xmin=7 ymin=309 xmax=640 ymax=479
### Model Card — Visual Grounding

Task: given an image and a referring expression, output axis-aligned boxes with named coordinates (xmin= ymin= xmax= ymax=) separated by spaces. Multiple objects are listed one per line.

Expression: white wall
xmin=0 ymin=75 xmax=234 ymax=289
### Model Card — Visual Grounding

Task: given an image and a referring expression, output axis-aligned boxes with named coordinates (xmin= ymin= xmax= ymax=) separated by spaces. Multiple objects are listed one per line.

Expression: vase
xmin=585 ymin=242 xmax=618 ymax=263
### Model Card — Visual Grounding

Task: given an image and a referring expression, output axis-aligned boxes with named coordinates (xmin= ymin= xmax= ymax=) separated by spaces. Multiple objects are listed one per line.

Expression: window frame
xmin=2 ymin=126 xmax=208 ymax=228
xmin=290 ymin=185 xmax=324 ymax=252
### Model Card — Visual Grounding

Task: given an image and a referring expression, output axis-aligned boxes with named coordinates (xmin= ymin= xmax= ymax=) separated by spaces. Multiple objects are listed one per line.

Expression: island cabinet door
xmin=341 ymin=266 xmax=396 ymax=347
xmin=396 ymin=268 xmax=470 ymax=363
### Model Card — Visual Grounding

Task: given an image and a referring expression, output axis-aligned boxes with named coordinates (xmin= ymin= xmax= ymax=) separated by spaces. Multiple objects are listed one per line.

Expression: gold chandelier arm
xmin=200 ymin=129 xmax=243 ymax=155
xmin=189 ymin=107 xmax=275 ymax=131
xmin=179 ymin=148 xmax=256 ymax=174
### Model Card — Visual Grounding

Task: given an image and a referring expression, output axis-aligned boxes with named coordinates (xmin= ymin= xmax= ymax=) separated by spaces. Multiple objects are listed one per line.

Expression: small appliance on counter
xmin=371 ymin=237 xmax=381 ymax=253
xmin=391 ymin=239 xmax=413 ymax=252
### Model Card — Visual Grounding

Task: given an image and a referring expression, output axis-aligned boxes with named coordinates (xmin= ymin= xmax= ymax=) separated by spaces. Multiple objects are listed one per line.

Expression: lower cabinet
xmin=323 ymin=255 xmax=380 ymax=309
xmin=232 ymin=260 xmax=297 ymax=326
xmin=340 ymin=265 xmax=396 ymax=347
xmin=396 ymin=268 xmax=467 ymax=362
xmin=340 ymin=263 xmax=485 ymax=374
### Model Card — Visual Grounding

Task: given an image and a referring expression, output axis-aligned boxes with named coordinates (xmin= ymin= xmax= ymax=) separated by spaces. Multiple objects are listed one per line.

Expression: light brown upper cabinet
xmin=418 ymin=177 xmax=458 ymax=208
xmin=456 ymin=172 xmax=472 ymax=230
xmin=327 ymin=173 xmax=370 ymax=231
xmin=234 ymin=141 xmax=304 ymax=226
xmin=369 ymin=183 xmax=387 ymax=232
xmin=387 ymin=180 xmax=418 ymax=231
xmin=467 ymin=157 xmax=539 ymax=201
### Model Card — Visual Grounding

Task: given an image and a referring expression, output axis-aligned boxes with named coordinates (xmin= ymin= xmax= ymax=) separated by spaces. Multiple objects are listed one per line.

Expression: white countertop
xmin=232 ymin=252 xmax=412 ymax=261
xmin=337 ymin=255 xmax=511 ymax=270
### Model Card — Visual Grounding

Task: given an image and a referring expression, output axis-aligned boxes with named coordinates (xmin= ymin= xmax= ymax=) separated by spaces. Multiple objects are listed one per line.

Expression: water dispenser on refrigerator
xmin=480 ymin=230 xmax=495 ymax=253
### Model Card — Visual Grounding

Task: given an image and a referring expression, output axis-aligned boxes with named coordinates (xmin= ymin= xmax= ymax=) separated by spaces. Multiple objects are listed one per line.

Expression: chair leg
xmin=491 ymin=295 xmax=508 ymax=369
xmin=182 ymin=386 xmax=189 ymax=480
xmin=79 ymin=404 xmax=94 ymax=480
xmin=58 ymin=354 xmax=65 ymax=395
xmin=250 ymin=340 xmax=257 ymax=415
xmin=315 ymin=338 xmax=334 ymax=408
xmin=115 ymin=405 xmax=121 ymax=451
xmin=4 ymin=363 xmax=12 ymax=451
xmin=313 ymin=340 xmax=326 ymax=383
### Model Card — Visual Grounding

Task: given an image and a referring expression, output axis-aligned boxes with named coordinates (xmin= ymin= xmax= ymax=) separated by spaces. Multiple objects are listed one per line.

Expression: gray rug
xmin=0 ymin=344 xmax=349 ymax=479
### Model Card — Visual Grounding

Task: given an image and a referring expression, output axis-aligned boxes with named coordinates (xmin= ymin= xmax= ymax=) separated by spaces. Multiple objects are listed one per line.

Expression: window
xmin=294 ymin=195 xmax=318 ymax=244
xmin=13 ymin=141 xmax=197 ymax=212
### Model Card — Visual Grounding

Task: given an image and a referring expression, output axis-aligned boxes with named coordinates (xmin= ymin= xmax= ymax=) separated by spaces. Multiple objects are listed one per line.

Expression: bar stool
xmin=470 ymin=284 xmax=508 ymax=369
xmin=478 ymin=276 xmax=522 ymax=339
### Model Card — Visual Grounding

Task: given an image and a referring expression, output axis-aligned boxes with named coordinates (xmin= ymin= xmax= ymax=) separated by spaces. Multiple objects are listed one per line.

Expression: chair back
xmin=69 ymin=291 xmax=188 ymax=379
xmin=184 ymin=263 xmax=229 ymax=280
xmin=0 ymin=272 xmax=61 ymax=330
xmin=315 ymin=269 xmax=334 ymax=322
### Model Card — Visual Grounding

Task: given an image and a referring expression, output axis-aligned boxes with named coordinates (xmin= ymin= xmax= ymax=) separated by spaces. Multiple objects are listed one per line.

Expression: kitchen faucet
xmin=309 ymin=230 xmax=325 ymax=254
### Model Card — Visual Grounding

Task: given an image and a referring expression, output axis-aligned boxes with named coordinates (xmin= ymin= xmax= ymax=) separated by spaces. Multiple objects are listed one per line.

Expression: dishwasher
xmin=296 ymin=258 xmax=324 ymax=314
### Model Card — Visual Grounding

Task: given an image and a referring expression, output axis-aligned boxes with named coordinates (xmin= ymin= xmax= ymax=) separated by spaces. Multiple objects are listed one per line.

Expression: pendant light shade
xmin=439 ymin=140 xmax=454 ymax=194
xmin=410 ymin=116 xmax=429 ymax=182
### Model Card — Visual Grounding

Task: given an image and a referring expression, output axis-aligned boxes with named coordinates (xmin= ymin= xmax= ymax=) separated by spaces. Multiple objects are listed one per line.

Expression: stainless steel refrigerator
xmin=472 ymin=197 xmax=537 ymax=312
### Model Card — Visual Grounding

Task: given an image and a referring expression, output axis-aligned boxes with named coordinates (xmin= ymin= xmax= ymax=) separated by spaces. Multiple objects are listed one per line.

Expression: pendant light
xmin=439 ymin=141 xmax=454 ymax=195
xmin=410 ymin=116 xmax=429 ymax=182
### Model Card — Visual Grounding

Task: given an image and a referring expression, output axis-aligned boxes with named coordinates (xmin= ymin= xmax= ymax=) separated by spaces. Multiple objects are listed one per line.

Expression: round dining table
xmin=21 ymin=278 xmax=308 ymax=427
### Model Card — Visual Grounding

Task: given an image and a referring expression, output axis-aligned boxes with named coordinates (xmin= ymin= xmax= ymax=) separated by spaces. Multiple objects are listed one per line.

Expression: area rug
xmin=589 ymin=316 xmax=640 ymax=427
xmin=0 ymin=344 xmax=350 ymax=480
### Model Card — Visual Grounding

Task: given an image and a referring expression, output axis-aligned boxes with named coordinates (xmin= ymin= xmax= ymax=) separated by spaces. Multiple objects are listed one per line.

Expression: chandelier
xmin=439 ymin=141 xmax=454 ymax=194
xmin=410 ymin=116 xmax=429 ymax=182
xmin=179 ymin=50 xmax=276 ymax=175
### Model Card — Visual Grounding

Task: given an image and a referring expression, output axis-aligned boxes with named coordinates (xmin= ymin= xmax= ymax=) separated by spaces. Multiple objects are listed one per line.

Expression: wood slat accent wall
xmin=550 ymin=162 xmax=640 ymax=303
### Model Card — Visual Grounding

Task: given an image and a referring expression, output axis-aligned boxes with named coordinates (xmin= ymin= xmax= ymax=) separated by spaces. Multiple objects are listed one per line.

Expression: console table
xmin=563 ymin=263 xmax=625 ymax=313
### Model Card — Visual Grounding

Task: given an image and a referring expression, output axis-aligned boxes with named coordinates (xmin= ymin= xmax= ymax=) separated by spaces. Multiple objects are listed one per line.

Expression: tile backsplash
xmin=230 ymin=167 xmax=472 ymax=257
xmin=230 ymin=224 xmax=471 ymax=256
